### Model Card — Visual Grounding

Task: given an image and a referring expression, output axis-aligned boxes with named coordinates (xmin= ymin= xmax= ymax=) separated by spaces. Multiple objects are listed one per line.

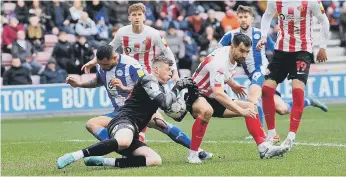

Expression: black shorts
xmin=107 ymin=117 xmax=147 ymax=157
xmin=265 ymin=50 xmax=313 ymax=85
xmin=186 ymin=94 xmax=226 ymax=118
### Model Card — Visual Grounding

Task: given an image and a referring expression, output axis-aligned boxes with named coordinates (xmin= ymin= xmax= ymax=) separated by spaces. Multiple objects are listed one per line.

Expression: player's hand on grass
xmin=240 ymin=108 xmax=257 ymax=119
xmin=231 ymin=84 xmax=247 ymax=99
xmin=81 ymin=59 xmax=97 ymax=73
xmin=256 ymin=37 xmax=267 ymax=51
xmin=66 ymin=76 xmax=81 ymax=87
xmin=317 ymin=48 xmax=328 ymax=63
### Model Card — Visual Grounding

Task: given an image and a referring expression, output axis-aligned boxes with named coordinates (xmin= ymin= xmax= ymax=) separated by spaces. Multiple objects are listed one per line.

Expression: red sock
xmin=141 ymin=127 xmax=147 ymax=134
xmin=289 ymin=88 xmax=304 ymax=133
xmin=190 ymin=116 xmax=209 ymax=151
xmin=245 ymin=114 xmax=266 ymax=145
xmin=262 ymin=85 xmax=276 ymax=130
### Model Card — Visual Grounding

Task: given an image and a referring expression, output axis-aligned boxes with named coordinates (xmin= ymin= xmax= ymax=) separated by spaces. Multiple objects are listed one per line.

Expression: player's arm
xmin=153 ymin=31 xmax=179 ymax=79
xmin=265 ymin=35 xmax=275 ymax=52
xmin=142 ymin=75 xmax=178 ymax=110
xmin=311 ymin=0 xmax=330 ymax=49
xmin=66 ymin=74 xmax=102 ymax=88
xmin=257 ymin=1 xmax=276 ymax=50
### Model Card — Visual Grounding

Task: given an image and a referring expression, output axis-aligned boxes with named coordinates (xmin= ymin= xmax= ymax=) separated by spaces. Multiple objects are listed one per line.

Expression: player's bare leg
xmin=188 ymin=97 xmax=213 ymax=164
xmin=262 ymin=80 xmax=279 ymax=143
xmin=86 ymin=116 xmax=111 ymax=141
xmin=147 ymin=111 xmax=213 ymax=160
xmin=222 ymin=100 xmax=289 ymax=159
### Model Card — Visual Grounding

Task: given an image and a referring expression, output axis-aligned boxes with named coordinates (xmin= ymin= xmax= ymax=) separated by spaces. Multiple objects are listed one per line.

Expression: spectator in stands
xmin=181 ymin=32 xmax=198 ymax=70
xmin=339 ymin=2 xmax=346 ymax=47
xmin=143 ymin=1 xmax=157 ymax=26
xmin=73 ymin=35 xmax=95 ymax=74
xmin=86 ymin=0 xmax=109 ymax=26
xmin=187 ymin=9 xmax=207 ymax=46
xmin=11 ymin=30 xmax=42 ymax=75
xmin=1 ymin=66 xmax=5 ymax=77
xmin=156 ymin=1 xmax=181 ymax=29
xmin=96 ymin=17 xmax=109 ymax=43
xmin=166 ymin=23 xmax=185 ymax=61
xmin=14 ymin=0 xmax=29 ymax=25
xmin=205 ymin=9 xmax=224 ymax=40
xmin=75 ymin=12 xmax=101 ymax=49
xmin=3 ymin=58 xmax=32 ymax=85
xmin=27 ymin=16 xmax=44 ymax=52
xmin=69 ymin=0 xmax=85 ymax=24
xmin=49 ymin=0 xmax=74 ymax=34
xmin=40 ymin=58 xmax=68 ymax=84
xmin=327 ymin=0 xmax=342 ymax=30
xmin=191 ymin=50 xmax=208 ymax=73
xmin=2 ymin=17 xmax=24 ymax=53
xmin=221 ymin=9 xmax=239 ymax=32
xmin=52 ymin=31 xmax=74 ymax=73
xmin=29 ymin=0 xmax=52 ymax=32
xmin=107 ymin=1 xmax=129 ymax=26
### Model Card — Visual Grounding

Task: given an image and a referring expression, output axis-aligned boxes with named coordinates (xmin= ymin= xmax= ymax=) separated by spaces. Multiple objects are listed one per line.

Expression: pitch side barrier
xmin=1 ymin=72 xmax=345 ymax=119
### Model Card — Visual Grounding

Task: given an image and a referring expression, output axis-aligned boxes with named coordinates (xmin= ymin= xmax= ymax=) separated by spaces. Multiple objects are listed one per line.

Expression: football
xmin=164 ymin=89 xmax=188 ymax=122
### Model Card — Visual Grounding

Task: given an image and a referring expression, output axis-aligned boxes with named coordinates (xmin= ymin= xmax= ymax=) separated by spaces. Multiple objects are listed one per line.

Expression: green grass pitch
xmin=2 ymin=104 xmax=346 ymax=176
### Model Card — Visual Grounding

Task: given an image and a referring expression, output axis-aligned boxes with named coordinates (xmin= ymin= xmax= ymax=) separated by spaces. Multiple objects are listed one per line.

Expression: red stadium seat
xmin=1 ymin=53 xmax=13 ymax=66
xmin=66 ymin=34 xmax=77 ymax=43
xmin=214 ymin=11 xmax=225 ymax=21
xmin=44 ymin=35 xmax=58 ymax=47
xmin=35 ymin=52 xmax=52 ymax=65
xmin=81 ymin=73 xmax=96 ymax=82
xmin=31 ymin=75 xmax=40 ymax=85
xmin=68 ymin=74 xmax=81 ymax=81
xmin=3 ymin=3 xmax=16 ymax=14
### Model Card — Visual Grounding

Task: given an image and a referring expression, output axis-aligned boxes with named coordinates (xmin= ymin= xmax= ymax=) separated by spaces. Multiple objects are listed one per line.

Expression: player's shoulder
xmin=223 ymin=28 xmax=240 ymax=37
xmin=144 ymin=25 xmax=161 ymax=37
xmin=141 ymin=74 xmax=158 ymax=84
xmin=253 ymin=27 xmax=261 ymax=32
xmin=117 ymin=25 xmax=132 ymax=34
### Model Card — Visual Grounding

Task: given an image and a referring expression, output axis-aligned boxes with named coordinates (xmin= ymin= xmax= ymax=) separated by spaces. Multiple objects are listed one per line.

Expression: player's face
xmin=237 ymin=12 xmax=253 ymax=31
xmin=129 ymin=10 xmax=145 ymax=27
xmin=157 ymin=63 xmax=172 ymax=84
xmin=231 ymin=42 xmax=251 ymax=63
xmin=97 ymin=55 xmax=117 ymax=71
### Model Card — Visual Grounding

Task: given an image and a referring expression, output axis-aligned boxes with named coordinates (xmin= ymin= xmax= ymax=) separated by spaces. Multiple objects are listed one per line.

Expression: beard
xmin=240 ymin=24 xmax=250 ymax=31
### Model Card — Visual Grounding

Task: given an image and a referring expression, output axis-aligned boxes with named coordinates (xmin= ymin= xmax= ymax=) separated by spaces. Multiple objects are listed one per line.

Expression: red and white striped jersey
xmin=191 ymin=47 xmax=237 ymax=98
xmin=263 ymin=0 xmax=328 ymax=53
xmin=109 ymin=25 xmax=176 ymax=74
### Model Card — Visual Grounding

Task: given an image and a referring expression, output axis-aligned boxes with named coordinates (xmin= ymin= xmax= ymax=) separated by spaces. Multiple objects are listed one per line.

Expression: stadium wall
xmin=1 ymin=72 xmax=346 ymax=119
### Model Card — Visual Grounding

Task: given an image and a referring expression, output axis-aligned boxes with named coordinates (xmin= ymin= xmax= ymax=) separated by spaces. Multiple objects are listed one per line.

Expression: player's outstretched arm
xmin=66 ymin=75 xmax=102 ymax=88
xmin=257 ymin=1 xmax=276 ymax=51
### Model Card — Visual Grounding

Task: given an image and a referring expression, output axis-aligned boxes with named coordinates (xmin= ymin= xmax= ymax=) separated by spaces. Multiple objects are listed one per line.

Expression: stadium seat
xmin=1 ymin=53 xmax=13 ymax=66
xmin=44 ymin=47 xmax=54 ymax=53
xmin=44 ymin=35 xmax=58 ymax=47
xmin=35 ymin=52 xmax=52 ymax=65
xmin=81 ymin=73 xmax=96 ymax=82
xmin=31 ymin=75 xmax=40 ymax=85
xmin=67 ymin=34 xmax=77 ymax=43
xmin=68 ymin=74 xmax=81 ymax=81
xmin=179 ymin=69 xmax=191 ymax=78
xmin=214 ymin=11 xmax=225 ymax=21
xmin=3 ymin=3 xmax=16 ymax=14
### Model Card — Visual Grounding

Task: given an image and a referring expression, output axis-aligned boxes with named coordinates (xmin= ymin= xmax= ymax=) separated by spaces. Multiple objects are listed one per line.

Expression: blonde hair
xmin=128 ymin=3 xmax=146 ymax=15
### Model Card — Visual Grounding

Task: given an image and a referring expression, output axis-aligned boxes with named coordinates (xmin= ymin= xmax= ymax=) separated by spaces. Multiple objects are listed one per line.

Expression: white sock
xmin=197 ymin=148 xmax=203 ymax=153
xmin=287 ymin=132 xmax=296 ymax=140
xmin=258 ymin=142 xmax=270 ymax=152
xmin=189 ymin=149 xmax=198 ymax=155
xmin=71 ymin=150 xmax=84 ymax=160
xmin=104 ymin=158 xmax=116 ymax=166
xmin=267 ymin=129 xmax=277 ymax=138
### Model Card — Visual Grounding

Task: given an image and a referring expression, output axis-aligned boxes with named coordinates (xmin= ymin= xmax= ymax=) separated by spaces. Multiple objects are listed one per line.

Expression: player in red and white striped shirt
xmin=185 ymin=34 xmax=289 ymax=164
xmin=257 ymin=0 xmax=329 ymax=150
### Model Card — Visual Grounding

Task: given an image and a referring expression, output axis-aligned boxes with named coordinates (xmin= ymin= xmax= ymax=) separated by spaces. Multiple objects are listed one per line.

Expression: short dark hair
xmin=96 ymin=45 xmax=114 ymax=60
xmin=152 ymin=55 xmax=173 ymax=66
xmin=232 ymin=33 xmax=252 ymax=47
xmin=236 ymin=5 xmax=254 ymax=17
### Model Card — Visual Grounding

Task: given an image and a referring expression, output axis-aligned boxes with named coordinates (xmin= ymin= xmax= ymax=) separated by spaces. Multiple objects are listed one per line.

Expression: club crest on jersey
xmin=116 ymin=70 xmax=123 ymax=76
xmin=254 ymin=33 xmax=260 ymax=40
xmin=125 ymin=47 xmax=132 ymax=53
xmin=108 ymin=80 xmax=114 ymax=89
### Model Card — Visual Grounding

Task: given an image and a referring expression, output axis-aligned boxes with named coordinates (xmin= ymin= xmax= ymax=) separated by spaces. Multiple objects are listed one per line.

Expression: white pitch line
xmin=3 ymin=139 xmax=346 ymax=148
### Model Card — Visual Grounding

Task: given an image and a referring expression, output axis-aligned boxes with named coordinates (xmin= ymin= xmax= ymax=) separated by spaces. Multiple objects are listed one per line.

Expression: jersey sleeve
xmin=153 ymin=30 xmax=178 ymax=71
xmin=260 ymin=1 xmax=276 ymax=37
xmin=310 ymin=0 xmax=330 ymax=49
xmin=129 ymin=65 xmax=144 ymax=83
xmin=209 ymin=66 xmax=226 ymax=89
xmin=265 ymin=35 xmax=275 ymax=52
xmin=95 ymin=65 xmax=103 ymax=85
xmin=218 ymin=32 xmax=233 ymax=46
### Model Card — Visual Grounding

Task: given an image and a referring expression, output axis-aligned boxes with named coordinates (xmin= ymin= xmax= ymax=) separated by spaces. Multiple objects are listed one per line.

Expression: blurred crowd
xmin=1 ymin=0 xmax=345 ymax=86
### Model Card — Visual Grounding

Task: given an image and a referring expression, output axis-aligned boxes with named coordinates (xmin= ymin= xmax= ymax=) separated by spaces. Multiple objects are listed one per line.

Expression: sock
xmin=71 ymin=150 xmax=84 ymax=161
xmin=245 ymin=114 xmax=266 ymax=145
xmin=141 ymin=127 xmax=147 ymax=134
xmin=82 ymin=139 xmax=118 ymax=157
xmin=190 ymin=116 xmax=209 ymax=151
xmin=256 ymin=102 xmax=264 ymax=127
xmin=286 ymin=98 xmax=310 ymax=113
xmin=114 ymin=156 xmax=147 ymax=168
xmin=262 ymin=86 xmax=276 ymax=130
xmin=287 ymin=132 xmax=296 ymax=140
xmin=104 ymin=158 xmax=116 ymax=166
xmin=289 ymin=88 xmax=305 ymax=133
xmin=93 ymin=128 xmax=109 ymax=141
xmin=267 ymin=129 xmax=277 ymax=138
xmin=163 ymin=123 xmax=191 ymax=149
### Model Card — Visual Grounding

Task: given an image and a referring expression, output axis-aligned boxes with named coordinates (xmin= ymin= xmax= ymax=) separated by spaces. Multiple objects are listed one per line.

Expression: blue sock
xmin=256 ymin=102 xmax=264 ymax=127
xmin=163 ymin=124 xmax=191 ymax=149
xmin=287 ymin=99 xmax=310 ymax=113
xmin=93 ymin=128 xmax=109 ymax=141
